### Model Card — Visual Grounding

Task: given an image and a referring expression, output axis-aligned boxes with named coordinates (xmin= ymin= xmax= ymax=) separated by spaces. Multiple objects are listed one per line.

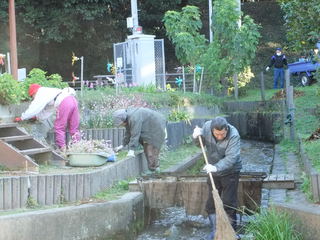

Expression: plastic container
xmin=67 ymin=153 xmax=107 ymax=167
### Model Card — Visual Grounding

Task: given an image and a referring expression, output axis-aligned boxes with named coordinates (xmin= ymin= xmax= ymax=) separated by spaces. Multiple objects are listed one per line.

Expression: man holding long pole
xmin=193 ymin=117 xmax=241 ymax=239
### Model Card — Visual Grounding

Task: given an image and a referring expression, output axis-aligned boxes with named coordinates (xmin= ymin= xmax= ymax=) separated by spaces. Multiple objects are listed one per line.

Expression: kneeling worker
xmin=112 ymin=107 xmax=166 ymax=174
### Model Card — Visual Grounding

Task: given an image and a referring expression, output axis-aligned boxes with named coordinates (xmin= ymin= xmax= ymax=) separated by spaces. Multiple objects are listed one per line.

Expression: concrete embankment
xmin=0 ymin=192 xmax=144 ymax=240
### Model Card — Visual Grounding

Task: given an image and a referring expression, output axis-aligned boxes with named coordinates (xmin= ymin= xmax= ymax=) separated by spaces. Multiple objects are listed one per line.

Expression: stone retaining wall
xmin=0 ymin=192 xmax=144 ymax=240
xmin=0 ymin=153 xmax=148 ymax=210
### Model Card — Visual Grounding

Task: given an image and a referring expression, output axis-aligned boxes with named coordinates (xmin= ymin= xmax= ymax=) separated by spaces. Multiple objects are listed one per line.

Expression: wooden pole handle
xmin=198 ymin=136 xmax=217 ymax=191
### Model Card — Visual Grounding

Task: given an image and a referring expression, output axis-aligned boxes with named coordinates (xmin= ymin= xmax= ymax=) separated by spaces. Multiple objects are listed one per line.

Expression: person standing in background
xmin=266 ymin=48 xmax=288 ymax=89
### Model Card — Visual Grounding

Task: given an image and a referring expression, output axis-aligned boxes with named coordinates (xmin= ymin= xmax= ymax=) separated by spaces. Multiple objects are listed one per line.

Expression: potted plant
xmin=66 ymin=139 xmax=115 ymax=167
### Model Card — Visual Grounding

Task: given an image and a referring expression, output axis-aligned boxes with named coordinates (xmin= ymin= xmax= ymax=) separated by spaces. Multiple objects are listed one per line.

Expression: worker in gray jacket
xmin=112 ymin=107 xmax=166 ymax=173
xmin=193 ymin=117 xmax=241 ymax=239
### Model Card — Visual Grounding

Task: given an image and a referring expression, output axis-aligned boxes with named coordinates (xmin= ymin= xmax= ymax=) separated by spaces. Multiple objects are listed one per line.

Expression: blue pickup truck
xmin=288 ymin=60 xmax=320 ymax=86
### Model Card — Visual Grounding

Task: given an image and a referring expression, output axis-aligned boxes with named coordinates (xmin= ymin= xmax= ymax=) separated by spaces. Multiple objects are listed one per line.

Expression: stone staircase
xmin=0 ymin=123 xmax=66 ymax=172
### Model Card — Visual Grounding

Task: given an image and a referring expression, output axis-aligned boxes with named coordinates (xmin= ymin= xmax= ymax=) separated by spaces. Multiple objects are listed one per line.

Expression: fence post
xmin=285 ymin=69 xmax=290 ymax=105
xmin=288 ymin=85 xmax=295 ymax=141
xmin=260 ymin=71 xmax=265 ymax=101
xmin=199 ymin=67 xmax=204 ymax=94
xmin=182 ymin=66 xmax=186 ymax=93
xmin=233 ymin=73 xmax=238 ymax=100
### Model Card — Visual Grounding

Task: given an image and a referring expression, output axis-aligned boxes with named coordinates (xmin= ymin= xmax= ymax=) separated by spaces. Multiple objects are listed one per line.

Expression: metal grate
xmin=154 ymin=39 xmax=166 ymax=89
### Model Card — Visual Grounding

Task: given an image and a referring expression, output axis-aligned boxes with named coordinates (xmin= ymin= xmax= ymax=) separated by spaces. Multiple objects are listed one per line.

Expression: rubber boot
xmin=207 ymin=214 xmax=216 ymax=240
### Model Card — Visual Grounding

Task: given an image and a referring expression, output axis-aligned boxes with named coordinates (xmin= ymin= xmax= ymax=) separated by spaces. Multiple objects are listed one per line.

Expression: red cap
xmin=28 ymin=84 xmax=41 ymax=97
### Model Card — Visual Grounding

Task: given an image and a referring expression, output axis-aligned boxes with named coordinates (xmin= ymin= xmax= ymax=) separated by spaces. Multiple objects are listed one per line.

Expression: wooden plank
xmin=38 ymin=175 xmax=46 ymax=205
xmin=311 ymin=173 xmax=320 ymax=202
xmin=45 ymin=175 xmax=54 ymax=205
xmin=262 ymin=174 xmax=295 ymax=189
xmin=20 ymin=176 xmax=29 ymax=208
xmin=262 ymin=181 xmax=295 ymax=189
xmin=53 ymin=175 xmax=62 ymax=204
xmin=0 ymin=141 xmax=39 ymax=172
xmin=3 ymin=178 xmax=12 ymax=210
xmin=0 ymin=123 xmax=18 ymax=128
xmin=20 ymin=147 xmax=52 ymax=155
xmin=0 ymin=179 xmax=3 ymax=210
xmin=61 ymin=175 xmax=70 ymax=202
xmin=29 ymin=176 xmax=38 ymax=204
xmin=76 ymin=174 xmax=84 ymax=200
xmin=285 ymin=174 xmax=294 ymax=181
xmin=69 ymin=174 xmax=77 ymax=202
xmin=83 ymin=173 xmax=91 ymax=199
xmin=264 ymin=174 xmax=277 ymax=181
xmin=317 ymin=174 xmax=320 ymax=203
xmin=276 ymin=174 xmax=286 ymax=181
xmin=0 ymin=135 xmax=33 ymax=142
xmin=11 ymin=177 xmax=20 ymax=209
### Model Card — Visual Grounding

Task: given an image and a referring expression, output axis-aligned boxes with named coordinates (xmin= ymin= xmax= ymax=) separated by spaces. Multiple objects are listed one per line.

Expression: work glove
xmin=127 ymin=150 xmax=135 ymax=157
xmin=203 ymin=164 xmax=217 ymax=174
xmin=114 ymin=145 xmax=124 ymax=152
xmin=192 ymin=126 xmax=203 ymax=139
xmin=265 ymin=66 xmax=270 ymax=71
xmin=14 ymin=117 xmax=22 ymax=122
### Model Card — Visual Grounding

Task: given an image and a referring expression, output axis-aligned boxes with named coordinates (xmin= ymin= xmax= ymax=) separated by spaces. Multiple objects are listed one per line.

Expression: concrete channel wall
xmin=298 ymin=136 xmax=320 ymax=202
xmin=0 ymin=153 xmax=148 ymax=210
xmin=0 ymin=192 xmax=144 ymax=240
xmin=274 ymin=203 xmax=320 ymax=240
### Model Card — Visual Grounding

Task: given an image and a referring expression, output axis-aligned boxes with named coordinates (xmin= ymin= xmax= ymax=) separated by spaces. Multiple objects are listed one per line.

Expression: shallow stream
xmin=136 ymin=140 xmax=274 ymax=240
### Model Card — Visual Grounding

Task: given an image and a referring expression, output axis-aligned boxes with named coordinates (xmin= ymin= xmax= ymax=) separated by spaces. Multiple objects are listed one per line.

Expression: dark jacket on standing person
xmin=194 ymin=121 xmax=241 ymax=177
xmin=268 ymin=54 xmax=288 ymax=68
xmin=122 ymin=108 xmax=166 ymax=150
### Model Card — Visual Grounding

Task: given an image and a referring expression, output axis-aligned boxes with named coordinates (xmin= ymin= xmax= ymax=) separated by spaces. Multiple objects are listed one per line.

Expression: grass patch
xmin=236 ymin=88 xmax=280 ymax=102
xmin=160 ymin=143 xmax=201 ymax=171
xmin=303 ymin=140 xmax=320 ymax=172
xmin=300 ymin=172 xmax=313 ymax=201
xmin=93 ymin=180 xmax=130 ymax=201
xmin=279 ymin=139 xmax=298 ymax=160
xmin=243 ymin=207 xmax=302 ymax=240
xmin=186 ymin=157 xmax=204 ymax=175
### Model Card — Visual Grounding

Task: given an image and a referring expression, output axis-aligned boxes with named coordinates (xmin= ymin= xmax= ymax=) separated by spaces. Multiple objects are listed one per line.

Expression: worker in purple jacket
xmin=266 ymin=48 xmax=288 ymax=89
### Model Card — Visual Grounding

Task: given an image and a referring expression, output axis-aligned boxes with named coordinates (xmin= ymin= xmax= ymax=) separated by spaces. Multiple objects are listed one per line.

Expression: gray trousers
xmin=143 ymin=143 xmax=160 ymax=171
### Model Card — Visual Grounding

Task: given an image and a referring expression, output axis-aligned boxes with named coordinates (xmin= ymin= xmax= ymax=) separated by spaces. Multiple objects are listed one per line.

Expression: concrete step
xmin=0 ymin=135 xmax=33 ymax=142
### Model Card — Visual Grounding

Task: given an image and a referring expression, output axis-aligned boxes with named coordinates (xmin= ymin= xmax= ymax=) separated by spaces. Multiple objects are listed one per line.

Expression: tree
xmin=163 ymin=5 xmax=207 ymax=66
xmin=0 ymin=0 xmax=203 ymax=79
xmin=278 ymin=0 xmax=320 ymax=51
xmin=202 ymin=0 xmax=260 ymax=94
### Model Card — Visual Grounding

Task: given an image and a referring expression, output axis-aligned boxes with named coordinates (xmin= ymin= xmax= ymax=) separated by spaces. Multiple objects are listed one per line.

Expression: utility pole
xmin=9 ymin=0 xmax=18 ymax=80
xmin=131 ymin=0 xmax=140 ymax=35
xmin=208 ymin=0 xmax=213 ymax=43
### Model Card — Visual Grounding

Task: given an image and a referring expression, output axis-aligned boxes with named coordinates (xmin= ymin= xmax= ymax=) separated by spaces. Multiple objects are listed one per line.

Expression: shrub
xmin=79 ymin=89 xmax=152 ymax=128
xmin=20 ymin=68 xmax=68 ymax=101
xmin=243 ymin=207 xmax=302 ymax=240
xmin=168 ymin=107 xmax=191 ymax=123
xmin=0 ymin=73 xmax=23 ymax=105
